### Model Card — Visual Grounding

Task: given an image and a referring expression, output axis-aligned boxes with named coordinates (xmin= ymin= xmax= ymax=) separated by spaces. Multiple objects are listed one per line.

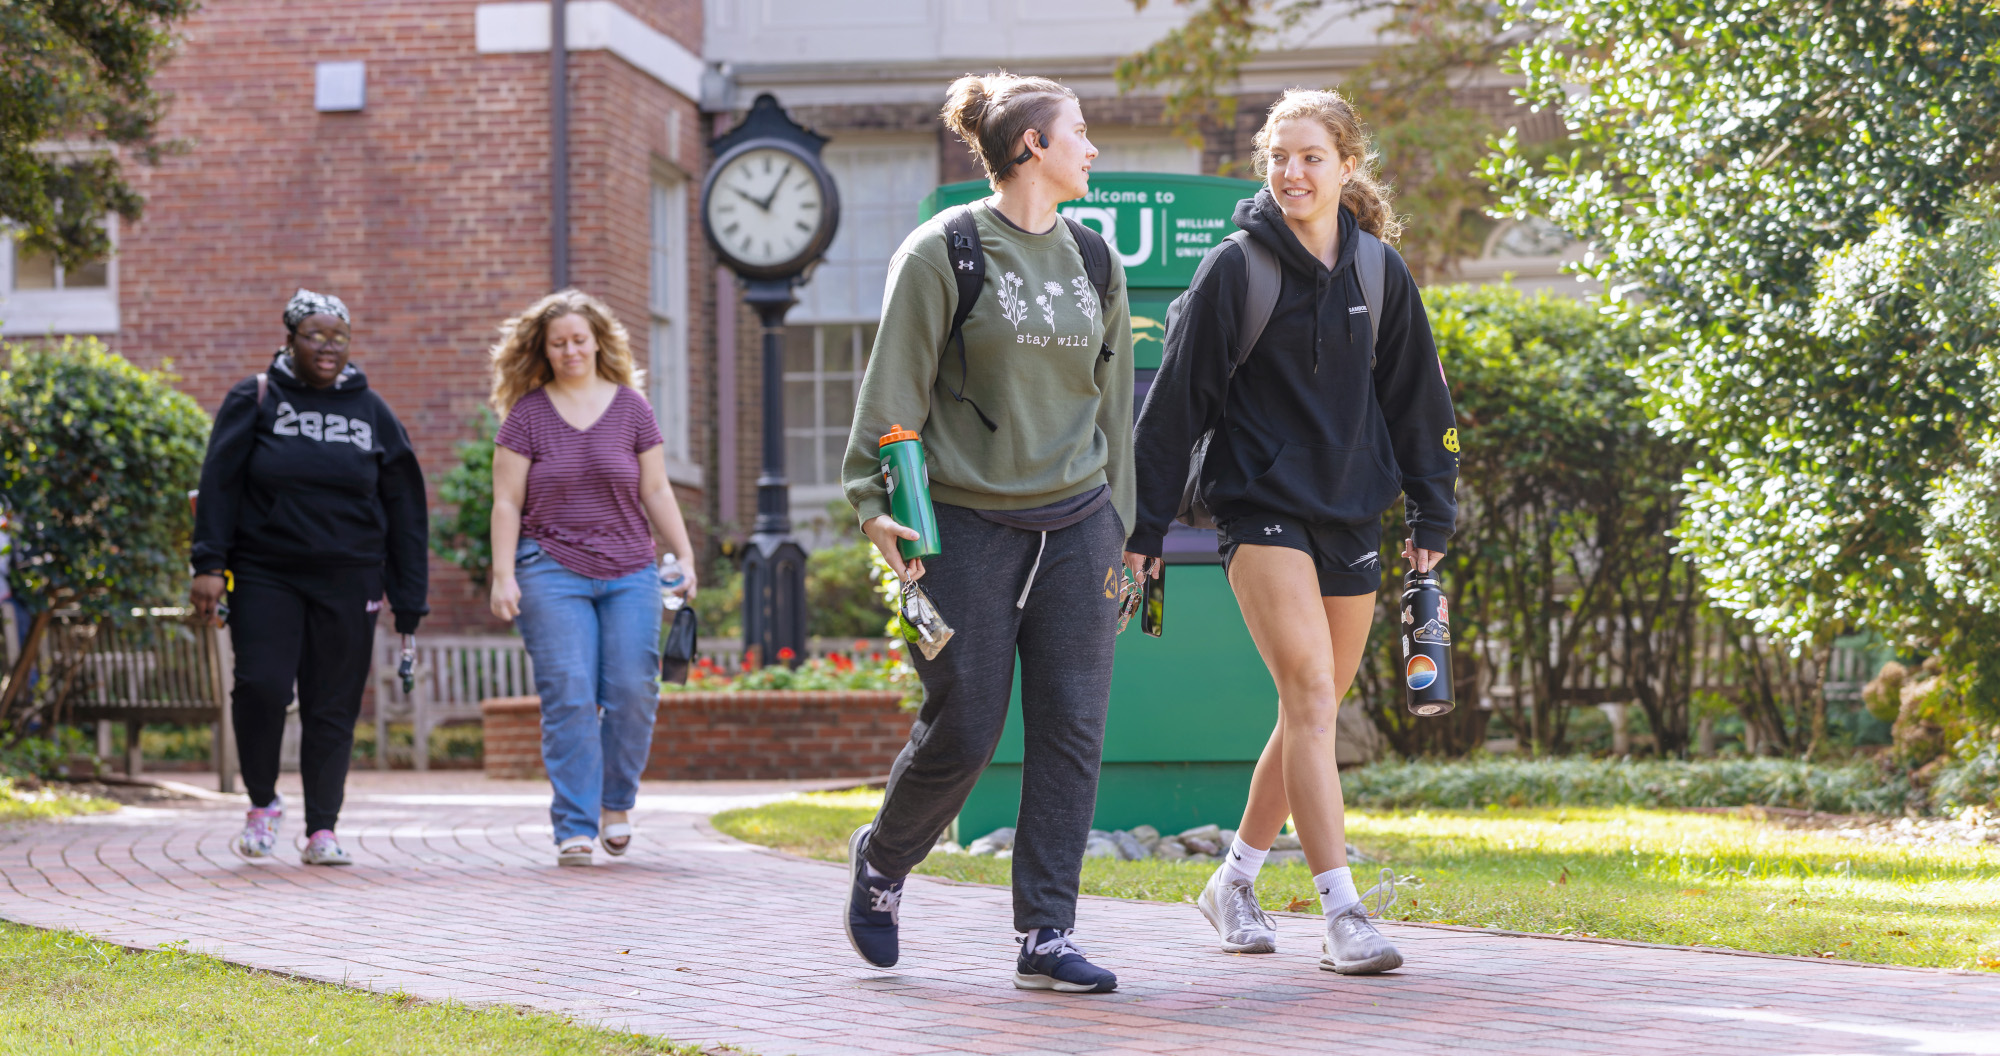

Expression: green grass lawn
xmin=713 ymin=789 xmax=2000 ymax=972
xmin=0 ymin=923 xmax=719 ymax=1055
xmin=0 ymin=779 xmax=118 ymax=825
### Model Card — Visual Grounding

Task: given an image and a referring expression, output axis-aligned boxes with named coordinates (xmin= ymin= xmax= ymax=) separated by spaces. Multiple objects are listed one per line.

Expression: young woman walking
xmin=190 ymin=288 xmax=430 ymax=866
xmin=487 ymin=290 xmax=696 ymax=867
xmin=1129 ymin=90 xmax=1459 ymax=973
xmin=841 ymin=73 xmax=1138 ymax=993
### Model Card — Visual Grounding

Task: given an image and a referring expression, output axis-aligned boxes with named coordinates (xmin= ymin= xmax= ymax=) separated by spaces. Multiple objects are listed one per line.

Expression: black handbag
xmin=660 ymin=606 xmax=698 ymax=684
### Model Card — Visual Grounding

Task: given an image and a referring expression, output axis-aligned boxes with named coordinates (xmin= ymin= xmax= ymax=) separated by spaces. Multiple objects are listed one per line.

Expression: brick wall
xmin=482 ymin=692 xmax=910 ymax=780
xmin=106 ymin=0 xmax=708 ymax=632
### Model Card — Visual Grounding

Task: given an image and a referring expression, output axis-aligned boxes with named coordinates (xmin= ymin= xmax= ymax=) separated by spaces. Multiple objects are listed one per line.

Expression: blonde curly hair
xmin=1252 ymin=89 xmax=1403 ymax=243
xmin=488 ymin=289 xmax=643 ymax=415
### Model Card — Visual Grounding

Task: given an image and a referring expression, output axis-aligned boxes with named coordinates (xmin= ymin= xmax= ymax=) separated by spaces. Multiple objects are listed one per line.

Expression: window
xmin=0 ymin=223 xmax=118 ymax=336
xmin=792 ymin=138 xmax=936 ymax=324
xmin=650 ymin=178 xmax=698 ymax=484
xmin=783 ymin=322 xmax=873 ymax=504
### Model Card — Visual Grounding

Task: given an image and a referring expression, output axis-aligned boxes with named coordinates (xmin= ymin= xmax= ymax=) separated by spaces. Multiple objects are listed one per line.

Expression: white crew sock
xmin=863 ymin=860 xmax=894 ymax=883
xmin=1221 ymin=837 xmax=1270 ymax=885
xmin=1315 ymin=865 xmax=1359 ymax=915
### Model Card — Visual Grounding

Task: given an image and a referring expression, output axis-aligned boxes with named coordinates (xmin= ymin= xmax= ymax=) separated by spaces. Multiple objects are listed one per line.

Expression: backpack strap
xmin=939 ymin=205 xmax=998 ymax=432
xmin=1227 ymin=230 xmax=1282 ymax=376
xmin=1355 ymin=230 xmax=1385 ymax=370
xmin=1059 ymin=215 xmax=1115 ymax=363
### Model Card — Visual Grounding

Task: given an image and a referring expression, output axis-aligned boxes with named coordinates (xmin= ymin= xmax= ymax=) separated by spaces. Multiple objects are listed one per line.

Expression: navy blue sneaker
xmin=1014 ymin=928 xmax=1117 ymax=993
xmin=844 ymin=823 xmax=902 ymax=968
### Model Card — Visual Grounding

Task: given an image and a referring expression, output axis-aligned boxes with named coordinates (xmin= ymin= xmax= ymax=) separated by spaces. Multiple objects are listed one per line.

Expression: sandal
xmin=601 ymin=820 xmax=634 ymax=857
xmin=557 ymin=835 xmax=595 ymax=866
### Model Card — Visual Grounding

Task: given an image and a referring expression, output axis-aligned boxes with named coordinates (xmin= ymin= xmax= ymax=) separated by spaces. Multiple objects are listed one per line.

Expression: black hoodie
xmin=190 ymin=353 xmax=429 ymax=632
xmin=1128 ymin=190 xmax=1459 ymax=559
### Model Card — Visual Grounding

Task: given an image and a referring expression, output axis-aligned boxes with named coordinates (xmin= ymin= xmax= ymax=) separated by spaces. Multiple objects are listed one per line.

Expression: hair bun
xmin=942 ymin=74 xmax=995 ymax=143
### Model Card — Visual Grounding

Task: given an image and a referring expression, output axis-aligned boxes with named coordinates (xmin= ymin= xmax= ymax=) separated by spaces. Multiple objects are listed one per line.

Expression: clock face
xmin=705 ymin=146 xmax=828 ymax=271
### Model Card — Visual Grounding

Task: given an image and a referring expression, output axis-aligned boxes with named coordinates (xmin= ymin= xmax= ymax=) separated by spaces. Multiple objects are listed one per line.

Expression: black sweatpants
xmin=228 ymin=564 xmax=381 ymax=834
xmin=866 ymin=502 xmax=1125 ymax=931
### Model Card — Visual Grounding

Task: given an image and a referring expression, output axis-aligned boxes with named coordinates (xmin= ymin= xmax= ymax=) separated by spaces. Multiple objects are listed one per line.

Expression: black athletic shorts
xmin=1216 ymin=511 xmax=1383 ymax=597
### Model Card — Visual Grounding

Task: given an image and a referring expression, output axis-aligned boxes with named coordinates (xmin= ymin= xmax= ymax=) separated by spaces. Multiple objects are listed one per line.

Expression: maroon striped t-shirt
xmin=497 ymin=386 xmax=664 ymax=580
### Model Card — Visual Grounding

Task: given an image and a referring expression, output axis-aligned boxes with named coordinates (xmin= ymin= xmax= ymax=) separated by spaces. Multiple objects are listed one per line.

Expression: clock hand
xmin=756 ymin=164 xmax=795 ymax=211
xmin=730 ymin=185 xmax=770 ymax=212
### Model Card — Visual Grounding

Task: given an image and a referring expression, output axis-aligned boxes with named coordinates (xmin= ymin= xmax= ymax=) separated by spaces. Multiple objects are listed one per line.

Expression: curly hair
xmin=488 ymin=289 xmax=643 ymax=415
xmin=1251 ymin=89 xmax=1403 ymax=243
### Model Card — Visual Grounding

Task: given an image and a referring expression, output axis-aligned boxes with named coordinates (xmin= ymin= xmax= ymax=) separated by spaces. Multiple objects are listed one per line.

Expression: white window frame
xmin=785 ymin=322 xmax=872 ymax=520
xmin=0 ymin=215 xmax=119 ymax=337
xmin=650 ymin=176 xmax=700 ymax=486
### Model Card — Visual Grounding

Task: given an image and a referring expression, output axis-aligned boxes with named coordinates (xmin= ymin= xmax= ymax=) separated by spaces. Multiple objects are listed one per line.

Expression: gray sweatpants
xmin=865 ymin=501 xmax=1125 ymax=931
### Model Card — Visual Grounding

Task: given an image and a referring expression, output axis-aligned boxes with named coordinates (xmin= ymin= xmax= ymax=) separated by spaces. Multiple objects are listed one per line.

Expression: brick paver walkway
xmin=3 ymin=772 xmax=1997 ymax=1055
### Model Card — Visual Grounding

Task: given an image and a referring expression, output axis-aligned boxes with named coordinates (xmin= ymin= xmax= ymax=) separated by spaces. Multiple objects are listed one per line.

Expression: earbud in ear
xmin=1038 ymin=132 xmax=1049 ymax=148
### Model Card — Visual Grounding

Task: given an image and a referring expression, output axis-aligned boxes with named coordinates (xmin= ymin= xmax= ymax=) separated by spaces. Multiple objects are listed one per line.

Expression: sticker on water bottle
xmin=1406 ymin=654 xmax=1438 ymax=690
xmin=1412 ymin=618 xmax=1451 ymax=646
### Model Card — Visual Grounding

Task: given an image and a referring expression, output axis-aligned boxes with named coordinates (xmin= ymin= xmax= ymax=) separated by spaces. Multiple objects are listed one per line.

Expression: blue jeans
xmin=513 ymin=540 xmax=661 ymax=844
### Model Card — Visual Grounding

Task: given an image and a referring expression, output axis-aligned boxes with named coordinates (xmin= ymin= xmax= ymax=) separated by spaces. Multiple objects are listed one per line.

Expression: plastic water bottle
xmin=1401 ymin=568 xmax=1455 ymax=717
xmin=659 ymin=554 xmax=687 ymax=611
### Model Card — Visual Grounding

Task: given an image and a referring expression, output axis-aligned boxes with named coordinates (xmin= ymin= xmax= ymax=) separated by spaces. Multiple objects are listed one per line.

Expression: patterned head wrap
xmin=284 ymin=288 xmax=350 ymax=333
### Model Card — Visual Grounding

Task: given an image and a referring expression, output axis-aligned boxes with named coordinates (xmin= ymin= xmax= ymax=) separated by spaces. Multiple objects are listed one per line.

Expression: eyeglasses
xmin=294 ymin=330 xmax=350 ymax=350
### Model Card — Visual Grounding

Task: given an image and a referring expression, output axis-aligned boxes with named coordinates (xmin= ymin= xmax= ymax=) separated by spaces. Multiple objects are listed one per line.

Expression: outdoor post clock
xmin=701 ymin=94 xmax=840 ymax=668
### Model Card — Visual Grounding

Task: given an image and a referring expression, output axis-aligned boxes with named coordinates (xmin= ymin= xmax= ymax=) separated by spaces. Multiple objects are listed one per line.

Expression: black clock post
xmin=741 ymin=277 xmax=809 ymax=667
xmin=701 ymin=94 xmax=841 ymax=667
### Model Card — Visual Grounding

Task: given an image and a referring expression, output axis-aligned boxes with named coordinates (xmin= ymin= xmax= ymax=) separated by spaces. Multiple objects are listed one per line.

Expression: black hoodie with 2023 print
xmin=190 ymin=353 xmax=429 ymax=632
xmin=1127 ymin=188 xmax=1459 ymax=558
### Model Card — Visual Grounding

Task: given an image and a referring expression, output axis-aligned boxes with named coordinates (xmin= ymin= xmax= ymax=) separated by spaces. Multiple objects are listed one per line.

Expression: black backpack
xmin=937 ymin=204 xmax=1114 ymax=432
xmin=1170 ymin=228 xmax=1387 ymax=529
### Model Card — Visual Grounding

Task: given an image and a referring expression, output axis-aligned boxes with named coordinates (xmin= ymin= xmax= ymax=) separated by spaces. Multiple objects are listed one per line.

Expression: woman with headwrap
xmin=189 ymin=289 xmax=429 ymax=866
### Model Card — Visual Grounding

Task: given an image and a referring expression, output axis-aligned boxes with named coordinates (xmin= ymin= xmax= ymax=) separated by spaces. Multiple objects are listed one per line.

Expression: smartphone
xmin=1140 ymin=566 xmax=1165 ymax=637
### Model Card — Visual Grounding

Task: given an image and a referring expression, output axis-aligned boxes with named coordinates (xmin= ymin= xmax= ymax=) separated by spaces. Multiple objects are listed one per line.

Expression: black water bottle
xmin=1401 ymin=569 xmax=1454 ymax=717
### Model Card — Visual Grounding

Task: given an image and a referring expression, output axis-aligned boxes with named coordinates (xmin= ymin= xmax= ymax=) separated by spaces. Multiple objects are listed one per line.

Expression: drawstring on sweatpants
xmin=1016 ymin=531 xmax=1048 ymax=609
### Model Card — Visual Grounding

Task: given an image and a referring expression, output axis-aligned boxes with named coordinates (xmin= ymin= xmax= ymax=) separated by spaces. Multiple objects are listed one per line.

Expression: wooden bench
xmin=22 ymin=610 xmax=237 ymax=792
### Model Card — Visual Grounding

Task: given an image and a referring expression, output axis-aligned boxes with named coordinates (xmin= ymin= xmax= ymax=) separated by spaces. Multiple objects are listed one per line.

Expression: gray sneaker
xmin=1197 ymin=867 xmax=1278 ymax=953
xmin=1320 ymin=905 xmax=1402 ymax=974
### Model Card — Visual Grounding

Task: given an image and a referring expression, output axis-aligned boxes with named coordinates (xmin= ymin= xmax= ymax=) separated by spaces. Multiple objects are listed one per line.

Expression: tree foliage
xmin=429 ymin=408 xmax=497 ymax=589
xmin=1486 ymin=0 xmax=2000 ymax=708
xmin=1356 ymin=285 xmax=1709 ymax=756
xmin=0 ymin=338 xmax=208 ymax=616
xmin=1 ymin=0 xmax=198 ymax=269
xmin=1117 ymin=0 xmax=1530 ymax=279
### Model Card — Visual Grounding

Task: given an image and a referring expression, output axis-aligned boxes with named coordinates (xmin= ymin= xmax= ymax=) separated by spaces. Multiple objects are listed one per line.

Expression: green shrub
xmin=807 ymin=539 xmax=887 ymax=638
xmin=670 ymin=650 xmax=919 ymax=708
xmin=1342 ymin=756 xmax=1924 ymax=816
xmin=429 ymin=408 xmax=496 ymax=588
xmin=0 ymin=339 xmax=208 ymax=619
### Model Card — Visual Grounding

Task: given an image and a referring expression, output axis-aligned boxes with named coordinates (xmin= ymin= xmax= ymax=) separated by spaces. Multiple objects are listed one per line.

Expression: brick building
xmin=0 ymin=0 xmax=1576 ymax=631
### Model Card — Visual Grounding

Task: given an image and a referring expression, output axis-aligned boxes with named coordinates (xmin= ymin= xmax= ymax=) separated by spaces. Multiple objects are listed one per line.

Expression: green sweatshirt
xmin=843 ymin=201 xmax=1135 ymax=537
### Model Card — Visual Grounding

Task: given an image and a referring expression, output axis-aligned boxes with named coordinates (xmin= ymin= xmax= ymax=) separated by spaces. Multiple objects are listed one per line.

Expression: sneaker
xmin=231 ymin=795 xmax=283 ymax=860
xmin=843 ymin=823 xmax=902 ymax=968
xmin=1320 ymin=904 xmax=1402 ymax=975
xmin=1197 ymin=866 xmax=1278 ymax=953
xmin=300 ymin=829 xmax=354 ymax=866
xmin=1015 ymin=929 xmax=1118 ymax=994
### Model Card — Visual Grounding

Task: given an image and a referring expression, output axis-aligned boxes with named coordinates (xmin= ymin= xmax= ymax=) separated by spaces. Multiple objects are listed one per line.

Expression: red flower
xmin=741 ymin=646 xmax=758 ymax=670
xmin=853 ymin=640 xmax=869 ymax=652
xmin=777 ymin=646 xmax=797 ymax=661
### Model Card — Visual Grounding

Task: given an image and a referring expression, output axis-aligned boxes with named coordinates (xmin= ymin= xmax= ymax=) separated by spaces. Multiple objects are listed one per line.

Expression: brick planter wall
xmin=481 ymin=691 xmax=911 ymax=781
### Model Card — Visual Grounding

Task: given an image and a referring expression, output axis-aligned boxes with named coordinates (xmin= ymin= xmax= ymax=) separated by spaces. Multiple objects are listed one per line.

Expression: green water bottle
xmin=879 ymin=424 xmax=942 ymax=560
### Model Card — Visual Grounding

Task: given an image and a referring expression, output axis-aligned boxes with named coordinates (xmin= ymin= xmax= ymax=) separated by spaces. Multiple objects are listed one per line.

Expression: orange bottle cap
xmin=879 ymin=424 xmax=920 ymax=447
